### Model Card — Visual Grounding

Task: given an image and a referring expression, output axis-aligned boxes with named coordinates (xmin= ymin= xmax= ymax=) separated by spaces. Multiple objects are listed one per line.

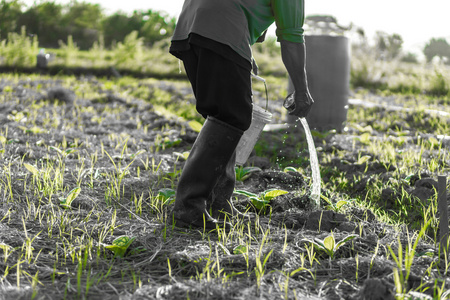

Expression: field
xmin=1 ymin=54 xmax=450 ymax=299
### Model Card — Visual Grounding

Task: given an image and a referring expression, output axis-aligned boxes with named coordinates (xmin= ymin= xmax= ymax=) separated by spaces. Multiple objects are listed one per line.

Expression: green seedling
xmin=284 ymin=166 xmax=299 ymax=173
xmin=105 ymin=236 xmax=136 ymax=258
xmin=311 ymin=129 xmax=336 ymax=139
xmin=156 ymin=188 xmax=176 ymax=204
xmin=160 ymin=137 xmax=182 ymax=148
xmin=233 ymin=245 xmax=248 ymax=255
xmin=321 ymin=195 xmax=352 ymax=212
xmin=234 ymin=188 xmax=289 ymax=211
xmin=60 ymin=187 xmax=81 ymax=209
xmin=188 ymin=120 xmax=203 ymax=132
xmin=18 ymin=125 xmax=47 ymax=134
xmin=24 ymin=163 xmax=40 ymax=176
xmin=173 ymin=151 xmax=190 ymax=161
xmin=355 ymin=132 xmax=371 ymax=145
xmin=235 ymin=166 xmax=261 ymax=181
xmin=355 ymin=155 xmax=371 ymax=165
xmin=0 ymin=136 xmax=6 ymax=143
xmin=302 ymin=233 xmax=358 ymax=259
xmin=50 ymin=146 xmax=78 ymax=157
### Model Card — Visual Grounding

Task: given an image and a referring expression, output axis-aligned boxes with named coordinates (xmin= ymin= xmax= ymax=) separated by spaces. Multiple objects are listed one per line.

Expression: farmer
xmin=169 ymin=0 xmax=314 ymax=229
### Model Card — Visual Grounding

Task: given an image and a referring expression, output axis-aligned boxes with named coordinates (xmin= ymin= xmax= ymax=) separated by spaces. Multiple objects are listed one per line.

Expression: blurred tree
xmin=18 ymin=2 xmax=66 ymax=48
xmin=62 ymin=0 xmax=103 ymax=49
xmin=375 ymin=31 xmax=403 ymax=59
xmin=0 ymin=0 xmax=23 ymax=38
xmin=138 ymin=10 xmax=176 ymax=45
xmin=400 ymin=52 xmax=419 ymax=64
xmin=102 ymin=9 xmax=175 ymax=48
xmin=102 ymin=11 xmax=142 ymax=48
xmin=423 ymin=38 xmax=450 ymax=63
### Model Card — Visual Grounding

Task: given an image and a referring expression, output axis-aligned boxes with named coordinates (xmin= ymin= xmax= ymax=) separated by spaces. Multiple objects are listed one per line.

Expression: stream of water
xmin=299 ymin=118 xmax=321 ymax=208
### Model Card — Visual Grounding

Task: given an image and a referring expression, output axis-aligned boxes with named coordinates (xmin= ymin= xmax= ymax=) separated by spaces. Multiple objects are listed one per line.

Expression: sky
xmin=22 ymin=0 xmax=450 ymax=54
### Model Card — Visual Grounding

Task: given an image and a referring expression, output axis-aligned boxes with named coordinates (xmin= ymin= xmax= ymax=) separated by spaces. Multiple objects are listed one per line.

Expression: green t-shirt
xmin=172 ymin=0 xmax=305 ymax=63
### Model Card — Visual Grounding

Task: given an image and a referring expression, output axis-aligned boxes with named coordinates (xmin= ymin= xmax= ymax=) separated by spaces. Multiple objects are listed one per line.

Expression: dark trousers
xmin=177 ymin=45 xmax=253 ymax=131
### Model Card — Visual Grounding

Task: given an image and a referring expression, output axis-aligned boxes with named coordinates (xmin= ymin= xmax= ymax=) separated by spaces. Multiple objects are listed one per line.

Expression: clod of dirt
xmin=358 ymin=278 xmax=395 ymax=300
xmin=409 ymin=187 xmax=435 ymax=203
xmin=305 ymin=210 xmax=347 ymax=232
xmin=46 ymin=87 xmax=75 ymax=104
xmin=262 ymin=170 xmax=304 ymax=186
xmin=414 ymin=178 xmax=438 ymax=190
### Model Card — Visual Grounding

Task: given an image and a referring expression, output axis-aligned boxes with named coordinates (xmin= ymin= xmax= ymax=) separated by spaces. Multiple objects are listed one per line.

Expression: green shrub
xmin=0 ymin=26 xmax=38 ymax=67
xmin=428 ymin=69 xmax=449 ymax=96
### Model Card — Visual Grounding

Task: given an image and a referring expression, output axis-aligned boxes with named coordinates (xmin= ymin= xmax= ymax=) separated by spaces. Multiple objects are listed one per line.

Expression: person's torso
xmin=172 ymin=0 xmax=274 ymax=63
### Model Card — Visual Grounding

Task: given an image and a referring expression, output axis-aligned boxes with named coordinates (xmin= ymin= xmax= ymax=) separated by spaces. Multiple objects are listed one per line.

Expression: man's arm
xmin=280 ymin=40 xmax=307 ymax=93
xmin=280 ymin=40 xmax=314 ymax=117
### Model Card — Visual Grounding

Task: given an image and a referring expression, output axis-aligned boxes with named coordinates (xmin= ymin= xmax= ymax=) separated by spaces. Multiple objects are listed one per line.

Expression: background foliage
xmin=0 ymin=0 xmax=176 ymax=49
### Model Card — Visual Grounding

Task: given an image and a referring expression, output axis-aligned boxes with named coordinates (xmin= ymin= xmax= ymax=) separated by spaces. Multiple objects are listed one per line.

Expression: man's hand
xmin=283 ymin=90 xmax=314 ymax=118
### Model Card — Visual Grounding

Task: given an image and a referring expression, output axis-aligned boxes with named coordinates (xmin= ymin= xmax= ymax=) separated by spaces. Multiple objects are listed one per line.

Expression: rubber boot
xmin=208 ymin=151 xmax=239 ymax=220
xmin=172 ymin=116 xmax=243 ymax=229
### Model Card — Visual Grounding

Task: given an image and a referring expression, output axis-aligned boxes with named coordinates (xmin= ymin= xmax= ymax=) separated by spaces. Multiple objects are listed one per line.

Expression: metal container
xmin=288 ymin=35 xmax=350 ymax=131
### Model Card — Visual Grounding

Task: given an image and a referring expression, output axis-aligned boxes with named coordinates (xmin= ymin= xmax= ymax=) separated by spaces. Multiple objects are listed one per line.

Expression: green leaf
xmin=173 ymin=151 xmax=190 ymax=161
xmin=60 ymin=187 xmax=81 ymax=209
xmin=0 ymin=136 xmax=6 ymax=143
xmin=335 ymin=200 xmax=350 ymax=211
xmin=64 ymin=149 xmax=78 ymax=155
xmin=235 ymin=166 xmax=261 ymax=181
xmin=428 ymin=137 xmax=439 ymax=148
xmin=262 ymin=189 xmax=289 ymax=201
xmin=233 ymin=245 xmax=248 ymax=255
xmin=0 ymin=243 xmax=12 ymax=252
xmin=112 ymin=236 xmax=136 ymax=247
xmin=233 ymin=190 xmax=258 ymax=198
xmin=157 ymin=188 xmax=176 ymax=204
xmin=335 ymin=234 xmax=358 ymax=250
xmin=50 ymin=146 xmax=63 ymax=155
xmin=356 ymin=155 xmax=371 ymax=165
xmin=188 ymin=120 xmax=203 ymax=132
xmin=323 ymin=235 xmax=335 ymax=253
xmin=24 ymin=163 xmax=39 ymax=176
xmin=131 ymin=149 xmax=146 ymax=158
xmin=302 ymin=238 xmax=325 ymax=251
xmin=283 ymin=166 xmax=298 ymax=173
xmin=357 ymin=133 xmax=372 ymax=145
xmin=106 ymin=236 xmax=136 ymax=258
xmin=251 ymin=197 xmax=269 ymax=210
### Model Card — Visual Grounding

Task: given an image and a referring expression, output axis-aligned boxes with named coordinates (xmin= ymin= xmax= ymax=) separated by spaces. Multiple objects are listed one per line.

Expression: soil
xmin=0 ymin=75 xmax=449 ymax=299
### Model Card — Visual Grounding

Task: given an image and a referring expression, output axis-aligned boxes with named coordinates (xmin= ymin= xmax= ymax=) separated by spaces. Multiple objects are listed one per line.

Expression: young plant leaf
xmin=323 ymin=235 xmax=336 ymax=257
xmin=235 ymin=166 xmax=261 ymax=181
xmin=251 ymin=197 xmax=269 ymax=210
xmin=60 ymin=187 xmax=81 ymax=209
xmin=356 ymin=155 xmax=371 ymax=165
xmin=49 ymin=146 xmax=63 ymax=155
xmin=173 ymin=151 xmax=190 ymax=161
xmin=188 ymin=120 xmax=203 ymax=132
xmin=335 ymin=200 xmax=350 ymax=211
xmin=233 ymin=245 xmax=248 ymax=255
xmin=24 ymin=163 xmax=39 ymax=176
xmin=0 ymin=243 xmax=12 ymax=252
xmin=105 ymin=236 xmax=136 ymax=258
xmin=131 ymin=149 xmax=146 ymax=159
xmin=262 ymin=189 xmax=289 ymax=201
xmin=335 ymin=234 xmax=358 ymax=251
xmin=283 ymin=166 xmax=298 ymax=173
xmin=157 ymin=188 xmax=176 ymax=204
xmin=234 ymin=190 xmax=258 ymax=198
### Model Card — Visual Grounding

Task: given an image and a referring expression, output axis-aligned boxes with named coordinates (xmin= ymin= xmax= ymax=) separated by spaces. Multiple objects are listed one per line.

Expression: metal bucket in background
xmin=287 ymin=35 xmax=351 ymax=131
